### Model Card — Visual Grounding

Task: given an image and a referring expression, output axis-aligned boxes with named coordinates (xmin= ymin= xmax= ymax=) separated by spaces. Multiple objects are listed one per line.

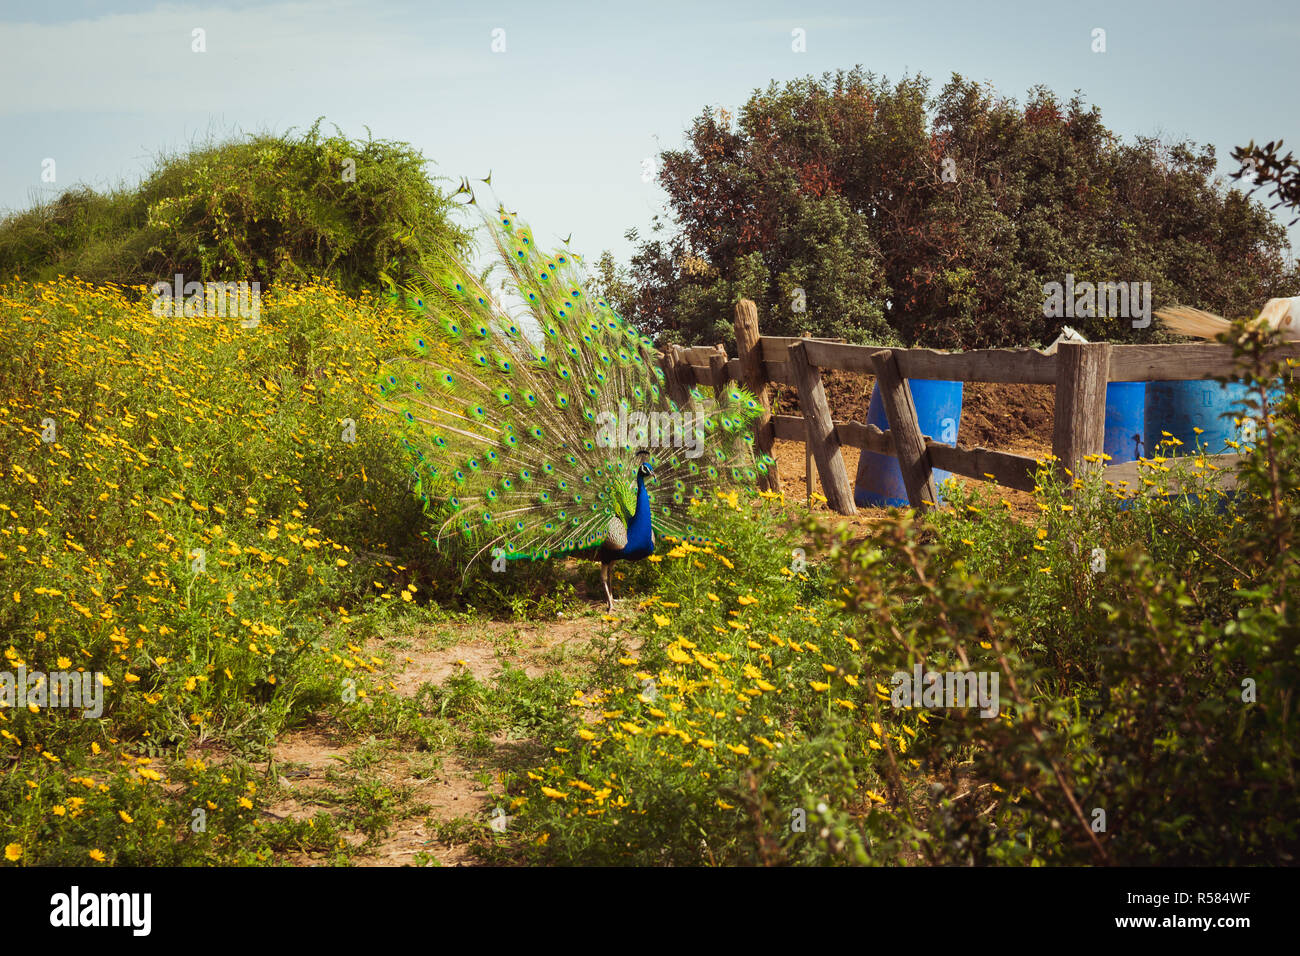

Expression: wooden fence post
xmin=801 ymin=331 xmax=814 ymax=507
xmin=708 ymin=347 xmax=729 ymax=402
xmin=870 ymin=348 xmax=938 ymax=511
xmin=662 ymin=344 xmax=693 ymax=408
xmin=789 ymin=341 xmax=857 ymax=515
xmin=1052 ymin=342 xmax=1111 ymax=480
xmin=734 ymin=299 xmax=781 ymax=493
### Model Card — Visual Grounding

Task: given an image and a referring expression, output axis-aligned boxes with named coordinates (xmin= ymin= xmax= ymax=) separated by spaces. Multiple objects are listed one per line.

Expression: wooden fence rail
xmin=657 ymin=299 xmax=1300 ymax=515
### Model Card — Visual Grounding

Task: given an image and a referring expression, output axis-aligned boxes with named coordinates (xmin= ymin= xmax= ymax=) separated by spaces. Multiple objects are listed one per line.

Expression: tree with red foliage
xmin=625 ymin=68 xmax=1296 ymax=350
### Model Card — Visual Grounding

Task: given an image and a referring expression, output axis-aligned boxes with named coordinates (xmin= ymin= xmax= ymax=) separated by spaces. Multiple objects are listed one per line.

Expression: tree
xmin=626 ymin=69 xmax=1297 ymax=349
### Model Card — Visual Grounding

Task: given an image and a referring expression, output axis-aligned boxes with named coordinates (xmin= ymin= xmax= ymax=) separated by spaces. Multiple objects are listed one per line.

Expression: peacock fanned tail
xmin=372 ymin=203 xmax=772 ymax=568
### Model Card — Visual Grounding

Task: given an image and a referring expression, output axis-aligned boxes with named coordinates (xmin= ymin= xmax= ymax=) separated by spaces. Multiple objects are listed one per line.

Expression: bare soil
xmin=770 ymin=370 xmax=1054 ymax=525
xmin=264 ymin=611 xmax=612 ymax=866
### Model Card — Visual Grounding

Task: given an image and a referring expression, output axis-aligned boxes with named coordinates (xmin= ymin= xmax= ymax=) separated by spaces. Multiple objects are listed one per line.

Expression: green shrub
xmin=0 ymin=119 xmax=469 ymax=292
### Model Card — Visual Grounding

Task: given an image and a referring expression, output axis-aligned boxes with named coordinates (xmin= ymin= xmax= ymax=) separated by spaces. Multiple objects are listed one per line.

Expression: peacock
xmin=371 ymin=198 xmax=773 ymax=610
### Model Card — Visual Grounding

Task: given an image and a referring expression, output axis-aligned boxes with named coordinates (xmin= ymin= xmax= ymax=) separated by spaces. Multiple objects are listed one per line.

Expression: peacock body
xmin=372 ymin=202 xmax=772 ymax=608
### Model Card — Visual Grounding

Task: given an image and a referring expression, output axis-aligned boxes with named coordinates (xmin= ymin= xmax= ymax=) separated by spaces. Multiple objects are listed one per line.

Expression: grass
xmin=1 ymin=273 xmax=1295 ymax=866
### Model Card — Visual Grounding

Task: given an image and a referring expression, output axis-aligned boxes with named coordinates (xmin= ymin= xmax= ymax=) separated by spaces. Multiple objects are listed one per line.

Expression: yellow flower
xmin=118 ymin=810 xmax=133 ymax=824
xmin=809 ymin=680 xmax=830 ymax=692
xmin=4 ymin=843 xmax=20 ymax=861
xmin=653 ymin=613 xmax=670 ymax=628
xmin=89 ymin=849 xmax=106 ymax=862
xmin=666 ymin=643 xmax=691 ymax=664
xmin=540 ymin=786 xmax=568 ymax=800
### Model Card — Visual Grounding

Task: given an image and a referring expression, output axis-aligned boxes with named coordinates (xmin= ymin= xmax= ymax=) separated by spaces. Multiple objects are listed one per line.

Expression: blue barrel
xmin=1103 ymin=382 xmax=1146 ymax=463
xmin=1144 ymin=380 xmax=1256 ymax=456
xmin=855 ymin=380 xmax=963 ymax=508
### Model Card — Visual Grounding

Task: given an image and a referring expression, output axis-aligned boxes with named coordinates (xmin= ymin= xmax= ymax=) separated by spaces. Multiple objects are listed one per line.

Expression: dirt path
xmin=265 ymin=612 xmax=612 ymax=866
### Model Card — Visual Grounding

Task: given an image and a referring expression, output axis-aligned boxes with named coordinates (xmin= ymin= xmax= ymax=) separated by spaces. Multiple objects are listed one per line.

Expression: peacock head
xmin=634 ymin=450 xmax=654 ymax=479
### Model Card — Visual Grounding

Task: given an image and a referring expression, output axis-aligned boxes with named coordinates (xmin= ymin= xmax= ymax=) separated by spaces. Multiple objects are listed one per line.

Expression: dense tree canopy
xmin=623 ymin=69 xmax=1298 ymax=349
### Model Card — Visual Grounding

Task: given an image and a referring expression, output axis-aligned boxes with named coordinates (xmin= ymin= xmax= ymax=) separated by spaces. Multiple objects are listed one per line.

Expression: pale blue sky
xmin=1 ymin=0 xmax=1297 ymax=267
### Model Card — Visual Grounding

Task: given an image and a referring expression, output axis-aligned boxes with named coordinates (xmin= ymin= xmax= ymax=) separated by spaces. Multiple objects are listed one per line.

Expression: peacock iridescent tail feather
xmin=371 ymin=203 xmax=773 ymax=572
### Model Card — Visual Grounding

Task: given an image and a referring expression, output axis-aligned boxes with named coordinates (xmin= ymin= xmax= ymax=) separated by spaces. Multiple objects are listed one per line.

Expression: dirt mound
xmin=960 ymin=382 xmax=1053 ymax=452
xmin=773 ymin=371 xmax=1053 ymax=453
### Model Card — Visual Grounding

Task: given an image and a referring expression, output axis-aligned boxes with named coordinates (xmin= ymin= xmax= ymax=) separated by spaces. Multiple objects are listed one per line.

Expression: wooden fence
xmin=659 ymin=299 xmax=1300 ymax=515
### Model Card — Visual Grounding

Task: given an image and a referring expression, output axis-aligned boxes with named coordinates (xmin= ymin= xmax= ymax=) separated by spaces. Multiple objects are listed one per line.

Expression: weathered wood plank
xmin=926 ymin=443 xmax=1041 ymax=494
xmin=898 ymin=348 xmax=1058 ymax=384
xmin=758 ymin=335 xmax=847 ymax=363
xmin=771 ymin=414 xmax=808 ymax=441
xmin=1052 ymin=342 xmax=1111 ymax=478
xmin=773 ymin=417 xmax=896 ymax=456
xmin=802 ymin=340 xmax=1060 ymax=383
xmin=1108 ymin=343 xmax=1300 ymax=382
xmin=836 ymin=421 xmax=895 ymax=455
xmin=681 ymin=345 xmax=722 ymax=364
xmin=734 ymin=299 xmax=781 ymax=493
xmin=762 ymin=361 xmax=796 ymax=386
xmin=871 ymin=348 xmax=939 ymax=510
xmin=789 ymin=341 xmax=856 ymax=514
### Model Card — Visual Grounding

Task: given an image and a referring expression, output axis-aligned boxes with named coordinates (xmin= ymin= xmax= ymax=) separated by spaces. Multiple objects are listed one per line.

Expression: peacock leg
xmin=601 ymin=562 xmax=614 ymax=612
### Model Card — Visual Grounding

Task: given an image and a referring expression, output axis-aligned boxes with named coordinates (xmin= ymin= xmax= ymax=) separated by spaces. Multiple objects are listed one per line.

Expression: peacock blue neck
xmin=619 ymin=470 xmax=655 ymax=561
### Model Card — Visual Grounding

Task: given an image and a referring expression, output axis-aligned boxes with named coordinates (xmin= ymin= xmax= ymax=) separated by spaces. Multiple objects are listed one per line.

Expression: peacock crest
xmin=371 ymin=202 xmax=772 ymax=571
